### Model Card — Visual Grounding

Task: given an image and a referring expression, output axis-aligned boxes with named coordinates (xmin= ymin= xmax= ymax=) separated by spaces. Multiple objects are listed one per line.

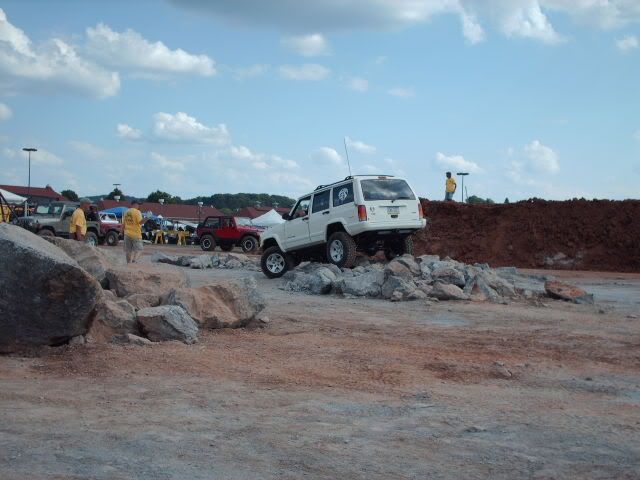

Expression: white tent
xmin=0 ymin=188 xmax=27 ymax=204
xmin=252 ymin=209 xmax=286 ymax=227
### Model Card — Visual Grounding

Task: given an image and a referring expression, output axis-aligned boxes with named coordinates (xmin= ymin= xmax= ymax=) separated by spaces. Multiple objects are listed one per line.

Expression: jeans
xmin=445 ymin=191 xmax=455 ymax=201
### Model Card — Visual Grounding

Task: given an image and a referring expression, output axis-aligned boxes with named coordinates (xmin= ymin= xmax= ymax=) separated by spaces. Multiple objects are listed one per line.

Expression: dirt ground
xmin=1 ymin=245 xmax=639 ymax=479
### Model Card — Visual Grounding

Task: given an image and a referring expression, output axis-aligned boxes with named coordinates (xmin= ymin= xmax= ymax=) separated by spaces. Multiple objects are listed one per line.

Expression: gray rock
xmin=125 ymin=293 xmax=161 ymax=310
xmin=465 ymin=276 xmax=500 ymax=302
xmin=137 ymin=305 xmax=198 ymax=344
xmin=45 ymin=236 xmax=114 ymax=287
xmin=68 ymin=335 xmax=86 ymax=346
xmin=394 ymin=254 xmax=421 ymax=276
xmin=0 ymin=224 xmax=102 ymax=352
xmin=87 ymin=294 xmax=138 ymax=343
xmin=417 ymin=255 xmax=440 ymax=267
xmin=384 ymin=259 xmax=413 ymax=280
xmin=431 ymin=282 xmax=469 ymax=301
xmin=390 ymin=291 xmax=404 ymax=302
xmin=381 ymin=275 xmax=416 ymax=299
xmin=431 ymin=266 xmax=466 ymax=287
xmin=309 ymin=267 xmax=338 ymax=294
xmin=106 ymin=264 xmax=190 ymax=297
xmin=354 ymin=256 xmax=371 ymax=268
xmin=112 ymin=333 xmax=153 ymax=346
xmin=189 ymin=254 xmax=213 ymax=269
xmin=337 ymin=269 xmax=385 ymax=297
xmin=407 ymin=289 xmax=428 ymax=300
xmin=163 ymin=277 xmax=265 ymax=329
xmin=151 ymin=251 xmax=179 ymax=265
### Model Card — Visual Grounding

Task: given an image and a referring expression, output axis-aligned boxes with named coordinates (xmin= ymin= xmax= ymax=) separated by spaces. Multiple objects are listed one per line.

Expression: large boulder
xmin=384 ymin=260 xmax=413 ymax=280
xmin=105 ymin=264 xmax=190 ymax=297
xmin=337 ymin=269 xmax=385 ymax=297
xmin=45 ymin=236 xmax=114 ymax=287
xmin=393 ymin=255 xmax=421 ymax=276
xmin=431 ymin=282 xmax=469 ymax=301
xmin=545 ymin=281 xmax=594 ymax=304
xmin=0 ymin=224 xmax=102 ymax=351
xmin=137 ymin=306 xmax=198 ymax=343
xmin=163 ymin=277 xmax=265 ymax=329
xmin=381 ymin=275 xmax=417 ymax=300
xmin=431 ymin=266 xmax=466 ymax=287
xmin=87 ymin=294 xmax=138 ymax=343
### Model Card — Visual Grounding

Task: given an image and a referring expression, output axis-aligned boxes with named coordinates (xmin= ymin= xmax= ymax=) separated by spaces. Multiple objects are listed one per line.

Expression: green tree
xmin=61 ymin=189 xmax=79 ymax=201
xmin=106 ymin=188 xmax=123 ymax=200
xmin=467 ymin=195 xmax=495 ymax=205
xmin=184 ymin=193 xmax=296 ymax=210
xmin=146 ymin=190 xmax=182 ymax=204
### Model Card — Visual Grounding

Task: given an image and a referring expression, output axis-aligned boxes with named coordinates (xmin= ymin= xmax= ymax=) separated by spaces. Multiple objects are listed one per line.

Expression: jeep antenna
xmin=343 ymin=137 xmax=353 ymax=176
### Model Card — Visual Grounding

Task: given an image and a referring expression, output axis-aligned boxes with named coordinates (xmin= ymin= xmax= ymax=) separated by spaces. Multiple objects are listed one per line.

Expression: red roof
xmin=236 ymin=206 xmax=291 ymax=219
xmin=97 ymin=200 xmax=223 ymax=221
xmin=0 ymin=184 xmax=67 ymax=201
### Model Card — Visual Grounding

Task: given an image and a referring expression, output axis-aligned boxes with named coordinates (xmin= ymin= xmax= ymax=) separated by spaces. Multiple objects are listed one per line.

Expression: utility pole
xmin=22 ymin=147 xmax=37 ymax=217
xmin=457 ymin=172 xmax=469 ymax=203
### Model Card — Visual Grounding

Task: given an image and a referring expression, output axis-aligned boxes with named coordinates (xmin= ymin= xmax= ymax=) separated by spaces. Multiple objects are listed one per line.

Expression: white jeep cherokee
xmin=260 ymin=175 xmax=426 ymax=278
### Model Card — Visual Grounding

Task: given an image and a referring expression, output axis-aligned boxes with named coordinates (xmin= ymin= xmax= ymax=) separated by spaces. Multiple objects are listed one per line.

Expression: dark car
xmin=196 ymin=216 xmax=263 ymax=253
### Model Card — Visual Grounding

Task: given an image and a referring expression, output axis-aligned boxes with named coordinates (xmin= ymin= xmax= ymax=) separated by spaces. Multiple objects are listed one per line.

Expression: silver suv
xmin=260 ymin=175 xmax=426 ymax=278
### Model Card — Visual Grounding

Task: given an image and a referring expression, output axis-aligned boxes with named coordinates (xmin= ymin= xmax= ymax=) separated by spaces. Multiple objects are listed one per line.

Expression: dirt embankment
xmin=414 ymin=199 xmax=640 ymax=272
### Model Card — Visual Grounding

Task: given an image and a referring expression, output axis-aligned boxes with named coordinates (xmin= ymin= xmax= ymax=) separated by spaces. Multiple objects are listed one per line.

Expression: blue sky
xmin=0 ymin=0 xmax=638 ymax=201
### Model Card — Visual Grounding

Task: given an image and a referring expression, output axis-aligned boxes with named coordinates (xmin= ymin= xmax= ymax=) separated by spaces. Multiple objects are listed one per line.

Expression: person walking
xmin=69 ymin=198 xmax=91 ymax=241
xmin=123 ymin=200 xmax=148 ymax=264
xmin=445 ymin=172 xmax=457 ymax=201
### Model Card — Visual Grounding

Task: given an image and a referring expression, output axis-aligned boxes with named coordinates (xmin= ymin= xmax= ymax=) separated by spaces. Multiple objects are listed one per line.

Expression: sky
xmin=0 ymin=0 xmax=638 ymax=202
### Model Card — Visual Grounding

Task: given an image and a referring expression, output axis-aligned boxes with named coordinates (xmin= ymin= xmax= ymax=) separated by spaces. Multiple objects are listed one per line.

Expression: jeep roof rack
xmin=314 ymin=174 xmax=395 ymax=191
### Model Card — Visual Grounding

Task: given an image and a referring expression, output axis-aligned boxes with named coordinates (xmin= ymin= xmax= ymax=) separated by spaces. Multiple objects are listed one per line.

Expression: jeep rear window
xmin=332 ymin=183 xmax=354 ymax=207
xmin=361 ymin=179 xmax=415 ymax=201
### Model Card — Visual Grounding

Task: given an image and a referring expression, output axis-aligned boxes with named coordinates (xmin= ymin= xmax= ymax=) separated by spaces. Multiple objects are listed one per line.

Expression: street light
xmin=197 ymin=201 xmax=203 ymax=224
xmin=22 ymin=147 xmax=37 ymax=217
xmin=457 ymin=172 xmax=469 ymax=203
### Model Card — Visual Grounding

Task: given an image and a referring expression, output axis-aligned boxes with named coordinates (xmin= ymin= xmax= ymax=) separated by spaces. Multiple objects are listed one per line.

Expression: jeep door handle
xmin=322 ymin=211 xmax=330 ymax=215
xmin=302 ymin=217 xmax=309 ymax=221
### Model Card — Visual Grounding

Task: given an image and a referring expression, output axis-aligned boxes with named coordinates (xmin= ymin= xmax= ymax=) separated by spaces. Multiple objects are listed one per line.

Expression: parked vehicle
xmin=259 ymin=175 xmax=426 ymax=278
xmin=196 ymin=216 xmax=263 ymax=253
xmin=13 ymin=202 xmax=123 ymax=246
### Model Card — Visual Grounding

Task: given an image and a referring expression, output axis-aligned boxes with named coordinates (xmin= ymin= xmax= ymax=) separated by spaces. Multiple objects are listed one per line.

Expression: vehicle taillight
xmin=357 ymin=205 xmax=367 ymax=221
xmin=418 ymin=202 xmax=425 ymax=219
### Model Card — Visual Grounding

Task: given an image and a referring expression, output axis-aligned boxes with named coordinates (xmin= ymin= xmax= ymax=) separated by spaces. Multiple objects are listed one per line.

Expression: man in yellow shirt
xmin=69 ymin=198 xmax=90 ymax=241
xmin=445 ymin=172 xmax=457 ymax=201
xmin=123 ymin=200 xmax=148 ymax=264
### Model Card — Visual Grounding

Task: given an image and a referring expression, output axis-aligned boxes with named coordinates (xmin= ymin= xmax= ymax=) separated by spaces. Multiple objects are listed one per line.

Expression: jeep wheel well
xmin=262 ymin=238 xmax=279 ymax=250
xmin=326 ymin=222 xmax=346 ymax=238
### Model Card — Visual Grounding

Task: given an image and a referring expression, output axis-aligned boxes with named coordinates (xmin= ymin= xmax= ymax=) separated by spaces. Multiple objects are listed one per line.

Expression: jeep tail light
xmin=418 ymin=202 xmax=425 ymax=219
xmin=357 ymin=204 xmax=368 ymax=222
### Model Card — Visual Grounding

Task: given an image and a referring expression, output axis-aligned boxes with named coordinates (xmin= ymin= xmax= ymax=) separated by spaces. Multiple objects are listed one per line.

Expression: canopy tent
xmin=0 ymin=188 xmax=27 ymax=204
xmin=252 ymin=208 xmax=286 ymax=227
xmin=100 ymin=206 xmax=129 ymax=218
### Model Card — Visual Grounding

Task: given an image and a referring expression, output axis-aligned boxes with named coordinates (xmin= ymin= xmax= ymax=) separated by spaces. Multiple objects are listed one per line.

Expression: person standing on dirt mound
xmin=123 ymin=200 xmax=148 ymax=264
xmin=70 ymin=198 xmax=90 ymax=241
xmin=445 ymin=172 xmax=457 ymax=201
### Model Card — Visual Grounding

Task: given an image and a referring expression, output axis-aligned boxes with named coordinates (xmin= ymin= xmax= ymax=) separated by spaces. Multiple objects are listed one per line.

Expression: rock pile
xmin=0 ymin=227 xmax=265 ymax=352
xmin=282 ymin=254 xmax=536 ymax=303
xmin=152 ymin=251 xmax=259 ymax=270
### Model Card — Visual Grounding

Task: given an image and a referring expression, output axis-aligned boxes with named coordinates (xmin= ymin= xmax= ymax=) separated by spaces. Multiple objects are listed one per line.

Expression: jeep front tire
xmin=240 ymin=235 xmax=258 ymax=253
xmin=105 ymin=230 xmax=119 ymax=246
xmin=261 ymin=246 xmax=290 ymax=278
xmin=326 ymin=232 xmax=357 ymax=268
xmin=200 ymin=234 xmax=216 ymax=251
xmin=85 ymin=231 xmax=99 ymax=247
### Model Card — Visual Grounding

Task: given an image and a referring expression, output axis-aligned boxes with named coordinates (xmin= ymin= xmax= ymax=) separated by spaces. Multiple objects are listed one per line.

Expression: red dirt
xmin=415 ymin=199 xmax=640 ymax=272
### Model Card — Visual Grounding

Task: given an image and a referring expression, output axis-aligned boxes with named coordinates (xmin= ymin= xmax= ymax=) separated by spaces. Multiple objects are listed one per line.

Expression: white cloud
xmin=0 ymin=102 xmax=11 ymax=121
xmin=227 ymin=145 xmax=299 ymax=170
xmin=388 ymin=87 xmax=415 ymax=98
xmin=152 ymin=112 xmax=230 ymax=145
xmin=3 ymin=147 xmax=63 ymax=166
xmin=435 ymin=152 xmax=481 ymax=173
xmin=68 ymin=141 xmax=107 ymax=159
xmin=281 ymin=33 xmax=330 ymax=56
xmin=312 ymin=147 xmax=343 ymax=165
xmin=460 ymin=11 xmax=485 ymax=44
xmin=346 ymin=137 xmax=376 ymax=155
xmin=347 ymin=76 xmax=369 ymax=92
xmin=616 ymin=35 xmax=639 ymax=52
xmin=499 ymin=2 xmax=564 ymax=44
xmin=523 ymin=139 xmax=559 ymax=173
xmin=232 ymin=63 xmax=270 ymax=80
xmin=278 ymin=63 xmax=330 ymax=81
xmin=117 ymin=123 xmax=143 ymax=140
xmin=85 ymin=23 xmax=216 ymax=76
xmin=0 ymin=8 xmax=120 ymax=98
xmin=151 ymin=152 xmax=187 ymax=170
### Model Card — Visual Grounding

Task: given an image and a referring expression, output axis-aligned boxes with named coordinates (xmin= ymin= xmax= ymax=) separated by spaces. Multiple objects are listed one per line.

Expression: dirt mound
xmin=415 ymin=199 xmax=640 ymax=272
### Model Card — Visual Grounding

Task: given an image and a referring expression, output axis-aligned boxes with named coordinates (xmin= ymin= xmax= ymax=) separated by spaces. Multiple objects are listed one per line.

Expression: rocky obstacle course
xmin=152 ymin=251 xmax=259 ymax=270
xmin=281 ymin=254 xmax=585 ymax=304
xmin=0 ymin=227 xmax=266 ymax=352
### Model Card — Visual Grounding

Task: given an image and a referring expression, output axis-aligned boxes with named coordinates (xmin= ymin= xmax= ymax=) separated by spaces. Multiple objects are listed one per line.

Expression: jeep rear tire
xmin=384 ymin=236 xmax=414 ymax=261
xmin=37 ymin=229 xmax=54 ymax=238
xmin=85 ymin=231 xmax=99 ymax=247
xmin=326 ymin=232 xmax=357 ymax=268
xmin=261 ymin=246 xmax=290 ymax=278
xmin=240 ymin=236 xmax=258 ymax=253
xmin=200 ymin=235 xmax=216 ymax=251
xmin=105 ymin=230 xmax=119 ymax=247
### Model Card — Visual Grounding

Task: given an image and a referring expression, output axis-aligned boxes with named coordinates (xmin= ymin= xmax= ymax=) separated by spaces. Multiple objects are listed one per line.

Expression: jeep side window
xmin=291 ymin=197 xmax=311 ymax=219
xmin=221 ymin=218 xmax=232 ymax=228
xmin=311 ymin=190 xmax=330 ymax=213
xmin=332 ymin=183 xmax=354 ymax=207
xmin=204 ymin=217 xmax=220 ymax=228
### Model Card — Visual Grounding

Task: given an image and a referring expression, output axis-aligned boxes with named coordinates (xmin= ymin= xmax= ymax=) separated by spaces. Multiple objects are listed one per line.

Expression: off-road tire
xmin=240 ymin=235 xmax=258 ymax=253
xmin=200 ymin=235 xmax=216 ymax=251
xmin=220 ymin=244 xmax=233 ymax=252
xmin=105 ymin=230 xmax=119 ymax=247
xmin=326 ymin=232 xmax=357 ymax=268
xmin=384 ymin=236 xmax=414 ymax=261
xmin=261 ymin=246 xmax=290 ymax=279
xmin=85 ymin=231 xmax=99 ymax=247
xmin=37 ymin=229 xmax=54 ymax=237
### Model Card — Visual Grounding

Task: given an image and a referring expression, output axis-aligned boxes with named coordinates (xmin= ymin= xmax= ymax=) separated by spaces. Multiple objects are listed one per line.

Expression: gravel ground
xmin=1 ymin=245 xmax=639 ymax=479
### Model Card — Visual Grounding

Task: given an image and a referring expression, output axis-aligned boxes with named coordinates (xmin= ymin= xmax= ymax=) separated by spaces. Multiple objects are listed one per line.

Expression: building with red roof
xmin=0 ymin=184 xmax=67 ymax=204
xmin=97 ymin=200 xmax=223 ymax=222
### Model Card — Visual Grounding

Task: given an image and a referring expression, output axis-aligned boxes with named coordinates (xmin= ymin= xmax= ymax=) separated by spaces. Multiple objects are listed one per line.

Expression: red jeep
xmin=197 ymin=216 xmax=263 ymax=253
